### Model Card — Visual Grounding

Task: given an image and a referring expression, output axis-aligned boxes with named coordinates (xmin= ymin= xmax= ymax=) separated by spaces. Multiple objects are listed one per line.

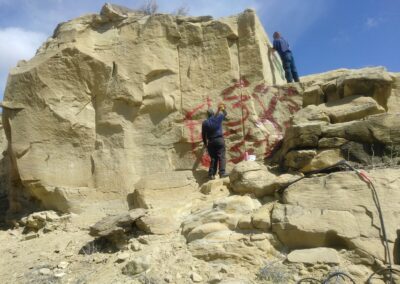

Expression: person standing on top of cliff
xmin=270 ymin=31 xmax=300 ymax=83
xmin=202 ymin=103 xmax=228 ymax=180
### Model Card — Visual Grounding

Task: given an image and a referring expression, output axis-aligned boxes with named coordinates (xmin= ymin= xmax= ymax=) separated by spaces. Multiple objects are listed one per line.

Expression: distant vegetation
xmin=137 ymin=0 xmax=190 ymax=16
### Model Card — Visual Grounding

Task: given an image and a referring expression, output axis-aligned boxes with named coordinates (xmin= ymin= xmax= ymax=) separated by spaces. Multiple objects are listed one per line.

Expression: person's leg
xmin=215 ymin=138 xmax=226 ymax=176
xmin=207 ymin=143 xmax=218 ymax=178
xmin=289 ymin=52 xmax=300 ymax=82
xmin=282 ymin=53 xmax=293 ymax=83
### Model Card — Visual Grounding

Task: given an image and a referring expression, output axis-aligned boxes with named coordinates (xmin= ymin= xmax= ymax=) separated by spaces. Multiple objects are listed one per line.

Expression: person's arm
xmin=201 ymin=122 xmax=207 ymax=146
xmin=215 ymin=103 xmax=227 ymax=117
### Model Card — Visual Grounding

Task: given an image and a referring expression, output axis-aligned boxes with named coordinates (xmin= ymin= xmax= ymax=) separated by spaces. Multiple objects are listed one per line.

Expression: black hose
xmin=297 ymin=277 xmax=321 ymax=284
xmin=323 ymin=272 xmax=356 ymax=284
xmin=366 ymin=268 xmax=400 ymax=284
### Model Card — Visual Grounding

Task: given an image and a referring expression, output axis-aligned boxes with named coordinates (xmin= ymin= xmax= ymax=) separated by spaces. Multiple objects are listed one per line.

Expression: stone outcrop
xmin=131 ymin=171 xmax=202 ymax=234
xmin=1 ymin=4 xmax=400 ymax=284
xmin=273 ymin=169 xmax=400 ymax=261
xmin=278 ymin=69 xmax=400 ymax=171
xmin=230 ymin=160 xmax=302 ymax=197
xmin=89 ymin=208 xmax=146 ymax=246
xmin=2 ymin=5 xmax=302 ymax=213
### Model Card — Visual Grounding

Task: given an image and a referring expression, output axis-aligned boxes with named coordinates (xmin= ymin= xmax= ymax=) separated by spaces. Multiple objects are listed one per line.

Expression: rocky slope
xmin=1 ymin=3 xmax=400 ymax=284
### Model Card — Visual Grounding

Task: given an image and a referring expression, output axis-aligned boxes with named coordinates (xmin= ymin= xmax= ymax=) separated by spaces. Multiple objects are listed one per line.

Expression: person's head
xmin=273 ymin=32 xmax=281 ymax=39
xmin=207 ymin=109 xmax=215 ymax=118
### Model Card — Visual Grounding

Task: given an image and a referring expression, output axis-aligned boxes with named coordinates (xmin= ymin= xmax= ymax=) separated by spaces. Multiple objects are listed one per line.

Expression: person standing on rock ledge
xmin=269 ymin=31 xmax=300 ymax=83
xmin=202 ymin=103 xmax=228 ymax=180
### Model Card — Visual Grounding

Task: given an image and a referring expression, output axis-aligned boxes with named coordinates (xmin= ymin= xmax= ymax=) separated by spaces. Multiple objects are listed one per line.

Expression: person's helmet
xmin=273 ymin=31 xmax=281 ymax=39
xmin=207 ymin=109 xmax=214 ymax=118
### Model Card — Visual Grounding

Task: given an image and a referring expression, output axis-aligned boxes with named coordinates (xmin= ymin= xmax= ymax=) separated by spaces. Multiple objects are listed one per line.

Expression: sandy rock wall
xmin=278 ymin=67 xmax=400 ymax=172
xmin=2 ymin=6 xmax=299 ymax=212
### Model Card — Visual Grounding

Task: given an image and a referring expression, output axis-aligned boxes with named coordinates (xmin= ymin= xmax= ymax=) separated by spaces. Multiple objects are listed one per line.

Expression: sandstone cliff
xmin=1 ymin=4 xmax=400 ymax=284
xmin=2 ymin=6 xmax=303 ymax=213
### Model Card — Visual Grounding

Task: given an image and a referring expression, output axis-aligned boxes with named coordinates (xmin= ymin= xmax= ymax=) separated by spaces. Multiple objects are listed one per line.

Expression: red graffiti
xmin=184 ymin=79 xmax=300 ymax=168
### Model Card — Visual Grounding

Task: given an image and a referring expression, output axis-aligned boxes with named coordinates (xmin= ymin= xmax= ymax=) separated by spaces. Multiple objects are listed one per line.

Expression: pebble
xmin=23 ymin=232 xmax=39 ymax=241
xmin=39 ymin=268 xmax=51 ymax=275
xmin=190 ymin=272 xmax=203 ymax=283
xmin=54 ymin=271 xmax=66 ymax=278
xmin=57 ymin=261 xmax=69 ymax=269
xmin=117 ymin=252 xmax=130 ymax=262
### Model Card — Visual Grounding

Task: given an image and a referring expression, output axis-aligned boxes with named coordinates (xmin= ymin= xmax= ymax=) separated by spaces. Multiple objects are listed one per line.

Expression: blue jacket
xmin=273 ymin=37 xmax=291 ymax=59
xmin=202 ymin=111 xmax=227 ymax=145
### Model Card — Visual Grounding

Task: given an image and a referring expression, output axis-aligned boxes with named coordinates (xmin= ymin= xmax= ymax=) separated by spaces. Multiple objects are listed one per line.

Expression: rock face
xmin=0 ymin=120 xmax=8 ymax=199
xmin=2 ymin=5 xmax=400 ymax=283
xmin=273 ymin=169 xmax=400 ymax=261
xmin=276 ymin=66 xmax=400 ymax=172
xmin=2 ymin=6 xmax=302 ymax=212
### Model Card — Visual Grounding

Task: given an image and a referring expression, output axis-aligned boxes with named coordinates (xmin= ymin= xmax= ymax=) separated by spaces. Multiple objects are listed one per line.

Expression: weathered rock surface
xmin=2 ymin=6 xmax=302 ymax=213
xmin=230 ymin=161 xmax=301 ymax=197
xmin=131 ymin=171 xmax=202 ymax=234
xmin=301 ymin=67 xmax=394 ymax=108
xmin=287 ymin=248 xmax=340 ymax=264
xmin=274 ymin=169 xmax=400 ymax=260
xmin=89 ymin=208 xmax=146 ymax=244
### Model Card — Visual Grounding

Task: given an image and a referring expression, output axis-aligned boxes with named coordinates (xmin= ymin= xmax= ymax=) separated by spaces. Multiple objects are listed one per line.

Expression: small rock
xmin=122 ymin=256 xmax=151 ymax=275
xmin=129 ymin=240 xmax=142 ymax=251
xmin=45 ymin=211 xmax=60 ymax=222
xmin=137 ymin=236 xmax=150 ymax=245
xmin=23 ymin=232 xmax=39 ymax=241
xmin=219 ymin=264 xmax=229 ymax=273
xmin=209 ymin=273 xmax=222 ymax=284
xmin=299 ymin=269 xmax=308 ymax=276
xmin=190 ymin=272 xmax=203 ymax=282
xmin=164 ymin=275 xmax=172 ymax=283
xmin=117 ymin=252 xmax=130 ymax=262
xmin=57 ymin=261 xmax=69 ymax=269
xmin=39 ymin=268 xmax=51 ymax=275
xmin=54 ymin=271 xmax=66 ymax=278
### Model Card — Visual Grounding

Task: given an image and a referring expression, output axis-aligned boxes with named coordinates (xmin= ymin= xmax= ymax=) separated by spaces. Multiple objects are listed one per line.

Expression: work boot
xmin=219 ymin=173 xmax=229 ymax=178
xmin=208 ymin=175 xmax=215 ymax=180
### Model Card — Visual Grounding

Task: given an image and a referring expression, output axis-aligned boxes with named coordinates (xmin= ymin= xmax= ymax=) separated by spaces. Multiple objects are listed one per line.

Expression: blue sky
xmin=0 ymin=0 xmax=399 ymax=99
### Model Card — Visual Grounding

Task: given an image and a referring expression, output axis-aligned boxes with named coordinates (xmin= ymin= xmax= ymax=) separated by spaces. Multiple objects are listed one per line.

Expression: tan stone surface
xmin=287 ymin=248 xmax=340 ymax=264
xmin=2 ymin=7 xmax=296 ymax=212
xmin=303 ymin=85 xmax=324 ymax=107
xmin=132 ymin=171 xmax=202 ymax=234
xmin=292 ymin=105 xmax=330 ymax=125
xmin=276 ymin=169 xmax=400 ymax=260
xmin=300 ymin=149 xmax=343 ymax=172
xmin=0 ymin=120 xmax=8 ymax=199
xmin=320 ymin=95 xmax=385 ymax=123
xmin=387 ymin=72 xmax=400 ymax=114
xmin=318 ymin=137 xmax=348 ymax=148
xmin=322 ymin=113 xmax=400 ymax=144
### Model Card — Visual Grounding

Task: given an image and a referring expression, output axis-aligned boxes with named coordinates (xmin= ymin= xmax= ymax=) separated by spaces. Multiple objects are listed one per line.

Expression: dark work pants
xmin=282 ymin=51 xmax=299 ymax=83
xmin=207 ymin=137 xmax=226 ymax=177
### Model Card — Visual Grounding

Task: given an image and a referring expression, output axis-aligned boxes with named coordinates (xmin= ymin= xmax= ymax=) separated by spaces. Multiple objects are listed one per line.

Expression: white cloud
xmin=0 ymin=27 xmax=47 ymax=97
xmin=365 ymin=17 xmax=379 ymax=28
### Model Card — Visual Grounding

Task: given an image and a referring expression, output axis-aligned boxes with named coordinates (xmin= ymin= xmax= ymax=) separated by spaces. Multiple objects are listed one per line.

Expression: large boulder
xmin=89 ymin=208 xmax=147 ymax=245
xmin=319 ymin=95 xmax=385 ymax=123
xmin=230 ymin=161 xmax=301 ymax=197
xmin=2 ymin=5 xmax=300 ymax=212
xmin=301 ymin=67 xmax=394 ymax=108
xmin=273 ymin=169 xmax=400 ymax=260
xmin=322 ymin=113 xmax=400 ymax=145
xmin=131 ymin=171 xmax=202 ymax=234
